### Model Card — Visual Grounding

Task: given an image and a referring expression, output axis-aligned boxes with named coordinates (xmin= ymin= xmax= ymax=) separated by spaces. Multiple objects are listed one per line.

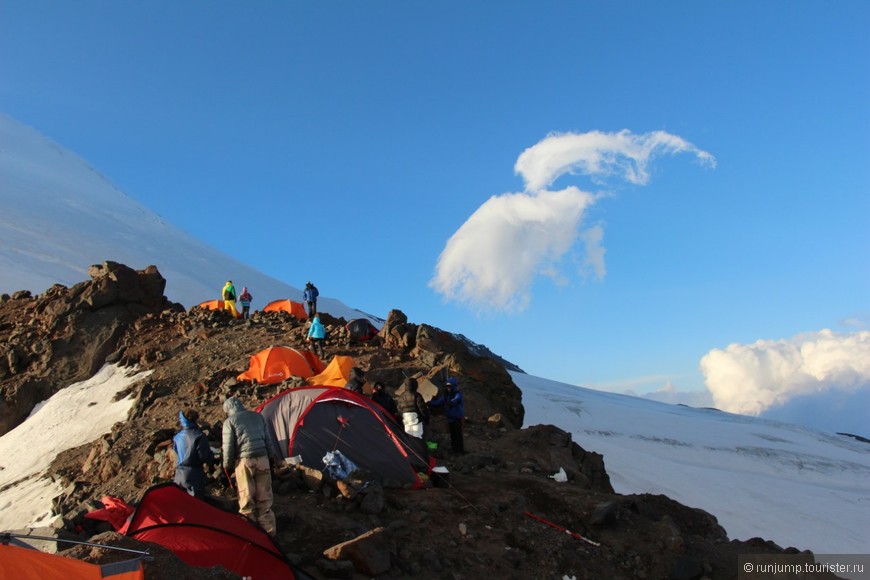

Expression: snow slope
xmin=0 ymin=365 xmax=150 ymax=532
xmin=0 ymin=113 xmax=377 ymax=323
xmin=516 ymin=371 xmax=870 ymax=554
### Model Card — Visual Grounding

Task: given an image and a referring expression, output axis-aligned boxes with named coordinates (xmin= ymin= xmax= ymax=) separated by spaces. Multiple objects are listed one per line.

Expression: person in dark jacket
xmin=303 ymin=281 xmax=319 ymax=318
xmin=173 ymin=409 xmax=215 ymax=497
xmin=370 ymin=381 xmax=399 ymax=422
xmin=430 ymin=377 xmax=465 ymax=454
xmin=396 ymin=377 xmax=429 ymax=439
xmin=222 ymin=396 xmax=281 ymax=535
xmin=344 ymin=367 xmax=366 ymax=394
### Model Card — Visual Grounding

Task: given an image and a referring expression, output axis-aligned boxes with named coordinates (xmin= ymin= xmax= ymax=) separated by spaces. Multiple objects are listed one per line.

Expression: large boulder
xmin=0 ymin=262 xmax=179 ymax=436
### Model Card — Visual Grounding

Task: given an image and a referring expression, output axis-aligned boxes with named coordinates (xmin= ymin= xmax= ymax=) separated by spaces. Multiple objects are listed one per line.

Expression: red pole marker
xmin=524 ymin=511 xmax=601 ymax=547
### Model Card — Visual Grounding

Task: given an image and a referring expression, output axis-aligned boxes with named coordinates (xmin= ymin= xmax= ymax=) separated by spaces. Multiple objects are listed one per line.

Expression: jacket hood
xmin=312 ymin=316 xmax=321 ymax=324
xmin=223 ymin=396 xmax=245 ymax=416
xmin=179 ymin=410 xmax=196 ymax=428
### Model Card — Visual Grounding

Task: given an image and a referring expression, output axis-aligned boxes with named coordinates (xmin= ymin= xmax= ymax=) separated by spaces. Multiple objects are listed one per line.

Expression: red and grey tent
xmin=345 ymin=318 xmax=380 ymax=342
xmin=125 ymin=483 xmax=304 ymax=579
xmin=256 ymin=386 xmax=430 ymax=488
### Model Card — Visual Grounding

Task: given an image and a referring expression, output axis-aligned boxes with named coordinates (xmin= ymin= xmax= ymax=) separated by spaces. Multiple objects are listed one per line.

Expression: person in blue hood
xmin=307 ymin=315 xmax=327 ymax=359
xmin=173 ymin=409 xmax=215 ymax=497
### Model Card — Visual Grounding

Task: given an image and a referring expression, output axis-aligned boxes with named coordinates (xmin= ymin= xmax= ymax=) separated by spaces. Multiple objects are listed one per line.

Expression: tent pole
xmin=1 ymin=532 xmax=154 ymax=558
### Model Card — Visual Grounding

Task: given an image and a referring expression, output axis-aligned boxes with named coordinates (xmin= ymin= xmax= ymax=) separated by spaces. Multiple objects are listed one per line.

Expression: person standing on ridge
xmin=173 ymin=409 xmax=215 ymax=498
xmin=303 ymin=281 xmax=319 ymax=319
xmin=306 ymin=314 xmax=327 ymax=359
xmin=396 ymin=377 xmax=429 ymax=439
xmin=239 ymin=286 xmax=253 ymax=320
xmin=222 ymin=396 xmax=281 ymax=535
xmin=222 ymin=280 xmax=239 ymax=318
xmin=430 ymin=377 xmax=465 ymax=454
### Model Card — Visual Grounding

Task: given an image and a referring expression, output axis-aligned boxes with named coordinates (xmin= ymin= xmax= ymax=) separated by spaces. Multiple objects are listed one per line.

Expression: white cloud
xmin=579 ymin=225 xmax=606 ymax=280
xmin=431 ymin=129 xmax=714 ymax=311
xmin=514 ymin=129 xmax=716 ymax=191
xmin=430 ymin=187 xmax=593 ymax=311
xmin=700 ymin=330 xmax=870 ymax=433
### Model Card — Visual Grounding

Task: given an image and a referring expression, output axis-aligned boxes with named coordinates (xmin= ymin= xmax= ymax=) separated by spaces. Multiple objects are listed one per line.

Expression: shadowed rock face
xmin=0 ymin=261 xmax=181 ymax=436
xmin=2 ymin=263 xmax=801 ymax=580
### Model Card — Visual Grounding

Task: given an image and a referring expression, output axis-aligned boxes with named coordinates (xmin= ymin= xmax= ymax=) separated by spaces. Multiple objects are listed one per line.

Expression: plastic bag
xmin=322 ymin=449 xmax=358 ymax=480
xmin=549 ymin=467 xmax=568 ymax=483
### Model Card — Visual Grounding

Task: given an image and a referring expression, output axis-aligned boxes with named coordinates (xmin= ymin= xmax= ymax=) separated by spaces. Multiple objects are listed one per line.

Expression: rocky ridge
xmin=0 ymin=263 xmax=828 ymax=580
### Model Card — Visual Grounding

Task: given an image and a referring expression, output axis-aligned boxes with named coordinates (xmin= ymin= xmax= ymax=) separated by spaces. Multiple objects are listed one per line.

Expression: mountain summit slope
xmin=0 ymin=114 xmax=371 ymax=322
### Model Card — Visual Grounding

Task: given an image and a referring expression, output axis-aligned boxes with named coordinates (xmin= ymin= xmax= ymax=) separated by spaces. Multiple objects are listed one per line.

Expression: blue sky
xmin=2 ymin=1 xmax=868 ymax=406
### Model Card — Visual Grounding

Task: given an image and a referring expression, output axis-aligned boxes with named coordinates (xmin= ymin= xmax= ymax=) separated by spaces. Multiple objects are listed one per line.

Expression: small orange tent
xmin=0 ymin=542 xmax=144 ymax=579
xmin=263 ymin=299 xmax=308 ymax=319
xmin=307 ymin=355 xmax=356 ymax=387
xmin=196 ymin=300 xmax=240 ymax=318
xmin=237 ymin=346 xmax=324 ymax=385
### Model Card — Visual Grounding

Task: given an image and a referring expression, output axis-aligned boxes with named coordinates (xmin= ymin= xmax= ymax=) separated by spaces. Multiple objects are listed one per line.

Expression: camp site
xmin=1 ymin=269 xmax=852 ymax=579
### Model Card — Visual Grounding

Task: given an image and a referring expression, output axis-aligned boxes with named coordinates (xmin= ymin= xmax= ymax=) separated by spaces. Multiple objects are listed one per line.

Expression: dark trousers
xmin=448 ymin=420 xmax=464 ymax=454
xmin=310 ymin=338 xmax=325 ymax=358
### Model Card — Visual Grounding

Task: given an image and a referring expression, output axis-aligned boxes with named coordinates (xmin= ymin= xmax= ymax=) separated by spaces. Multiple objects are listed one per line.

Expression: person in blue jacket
xmin=430 ymin=377 xmax=465 ymax=454
xmin=307 ymin=315 xmax=327 ymax=359
xmin=303 ymin=281 xmax=319 ymax=318
xmin=173 ymin=409 xmax=215 ymax=497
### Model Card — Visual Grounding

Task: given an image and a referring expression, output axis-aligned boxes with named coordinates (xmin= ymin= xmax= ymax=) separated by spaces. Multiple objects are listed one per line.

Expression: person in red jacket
xmin=239 ymin=287 xmax=253 ymax=319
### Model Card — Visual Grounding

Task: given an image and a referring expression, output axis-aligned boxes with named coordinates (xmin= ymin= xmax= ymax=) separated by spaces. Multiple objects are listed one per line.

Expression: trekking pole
xmin=224 ymin=467 xmax=235 ymax=491
xmin=524 ymin=512 xmax=601 ymax=547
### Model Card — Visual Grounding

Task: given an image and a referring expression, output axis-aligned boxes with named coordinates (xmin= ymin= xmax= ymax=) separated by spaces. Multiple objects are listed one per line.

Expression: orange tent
xmin=308 ymin=355 xmax=356 ymax=387
xmin=0 ymin=542 xmax=144 ymax=579
xmin=196 ymin=300 xmax=240 ymax=318
xmin=237 ymin=346 xmax=324 ymax=385
xmin=263 ymin=299 xmax=308 ymax=319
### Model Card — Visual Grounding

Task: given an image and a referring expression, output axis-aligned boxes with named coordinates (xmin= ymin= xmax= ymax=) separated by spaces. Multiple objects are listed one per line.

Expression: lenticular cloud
xmin=431 ymin=129 xmax=714 ymax=311
xmin=700 ymin=330 xmax=870 ymax=433
xmin=515 ymin=129 xmax=716 ymax=191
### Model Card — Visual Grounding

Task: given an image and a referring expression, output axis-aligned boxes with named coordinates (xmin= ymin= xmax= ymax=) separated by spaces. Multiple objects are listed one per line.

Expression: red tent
xmin=256 ymin=386 xmax=430 ymax=488
xmin=125 ymin=484 xmax=301 ymax=579
xmin=345 ymin=318 xmax=380 ymax=342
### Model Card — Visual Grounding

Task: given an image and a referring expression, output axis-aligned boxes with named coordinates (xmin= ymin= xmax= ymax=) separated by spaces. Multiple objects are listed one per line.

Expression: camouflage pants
xmin=235 ymin=456 xmax=276 ymax=535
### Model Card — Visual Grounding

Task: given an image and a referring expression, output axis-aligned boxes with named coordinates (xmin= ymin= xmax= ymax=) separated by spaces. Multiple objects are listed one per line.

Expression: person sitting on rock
xmin=396 ymin=377 xmax=429 ymax=439
xmin=173 ymin=409 xmax=215 ymax=498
